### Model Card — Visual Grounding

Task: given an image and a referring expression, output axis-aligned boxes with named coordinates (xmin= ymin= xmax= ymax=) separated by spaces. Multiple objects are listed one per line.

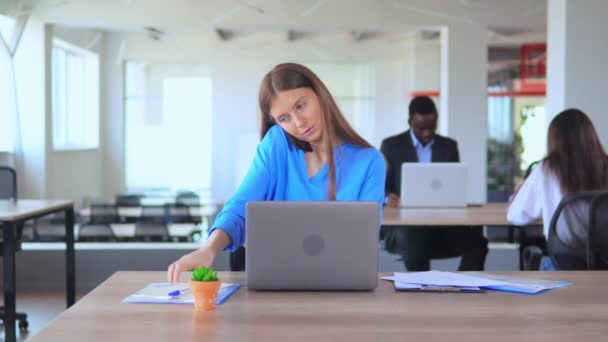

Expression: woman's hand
xmin=167 ymin=229 xmax=232 ymax=283
xmin=167 ymin=247 xmax=217 ymax=283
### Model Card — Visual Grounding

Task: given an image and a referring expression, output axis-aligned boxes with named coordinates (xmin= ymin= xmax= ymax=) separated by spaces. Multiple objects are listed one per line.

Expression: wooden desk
xmin=381 ymin=203 xmax=514 ymax=226
xmin=31 ymin=271 xmax=608 ymax=342
xmin=0 ymin=200 xmax=76 ymax=342
xmin=82 ymin=203 xmax=513 ymax=226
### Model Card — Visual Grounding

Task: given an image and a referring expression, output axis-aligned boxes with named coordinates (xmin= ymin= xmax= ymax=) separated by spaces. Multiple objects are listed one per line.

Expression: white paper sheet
xmin=394 ymin=270 xmax=507 ymax=287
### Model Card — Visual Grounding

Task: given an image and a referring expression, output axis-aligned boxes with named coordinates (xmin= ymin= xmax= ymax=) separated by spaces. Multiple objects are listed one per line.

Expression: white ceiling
xmin=1 ymin=0 xmax=547 ymax=43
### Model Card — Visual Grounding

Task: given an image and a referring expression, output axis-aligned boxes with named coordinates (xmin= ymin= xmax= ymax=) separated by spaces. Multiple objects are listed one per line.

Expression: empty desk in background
xmin=0 ymin=200 xmax=76 ymax=342
xmin=30 ymin=271 xmax=608 ymax=341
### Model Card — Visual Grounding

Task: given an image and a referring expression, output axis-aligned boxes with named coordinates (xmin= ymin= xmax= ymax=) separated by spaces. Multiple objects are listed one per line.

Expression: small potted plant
xmin=190 ymin=265 xmax=221 ymax=311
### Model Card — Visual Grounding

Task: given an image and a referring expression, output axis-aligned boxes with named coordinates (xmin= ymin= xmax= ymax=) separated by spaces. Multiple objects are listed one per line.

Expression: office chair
xmin=89 ymin=204 xmax=121 ymax=224
xmin=230 ymin=246 xmax=246 ymax=271
xmin=485 ymin=190 xmax=513 ymax=242
xmin=114 ymin=194 xmax=142 ymax=223
xmin=175 ymin=190 xmax=199 ymax=206
xmin=115 ymin=194 xmax=142 ymax=207
xmin=134 ymin=206 xmax=170 ymax=242
xmin=547 ymin=191 xmax=608 ymax=270
xmin=165 ymin=203 xmax=192 ymax=224
xmin=134 ymin=222 xmax=170 ymax=242
xmin=164 ymin=204 xmax=194 ymax=241
xmin=523 ymin=159 xmax=542 ymax=179
xmin=78 ymin=223 xmax=117 ymax=242
xmin=0 ymin=166 xmax=29 ymax=331
xmin=519 ymin=160 xmax=548 ymax=270
xmin=33 ymin=212 xmax=67 ymax=242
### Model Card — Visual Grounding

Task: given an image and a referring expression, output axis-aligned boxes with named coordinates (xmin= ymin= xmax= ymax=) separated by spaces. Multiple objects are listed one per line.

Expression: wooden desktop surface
xmin=31 ymin=271 xmax=608 ymax=342
xmin=80 ymin=203 xmax=519 ymax=227
xmin=382 ymin=202 xmax=521 ymax=226
xmin=0 ymin=199 xmax=73 ymax=221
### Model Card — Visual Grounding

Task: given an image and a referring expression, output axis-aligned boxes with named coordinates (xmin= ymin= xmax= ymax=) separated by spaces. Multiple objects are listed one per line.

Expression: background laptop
xmin=400 ymin=163 xmax=468 ymax=207
xmin=246 ymin=201 xmax=379 ymax=290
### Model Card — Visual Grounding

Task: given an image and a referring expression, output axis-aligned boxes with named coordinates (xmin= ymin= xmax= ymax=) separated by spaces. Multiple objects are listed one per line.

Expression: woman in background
xmin=508 ymin=108 xmax=608 ymax=267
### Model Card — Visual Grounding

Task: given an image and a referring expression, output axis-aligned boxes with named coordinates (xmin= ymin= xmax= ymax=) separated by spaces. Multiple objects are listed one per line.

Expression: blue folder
xmin=216 ymin=283 xmax=241 ymax=305
xmin=122 ymin=282 xmax=241 ymax=305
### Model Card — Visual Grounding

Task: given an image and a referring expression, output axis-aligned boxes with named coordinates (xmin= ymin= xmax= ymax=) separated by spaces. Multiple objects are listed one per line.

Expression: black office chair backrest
xmin=34 ymin=212 xmax=67 ymax=242
xmin=78 ymin=224 xmax=117 ymax=242
xmin=139 ymin=205 xmax=168 ymax=224
xmin=115 ymin=194 xmax=142 ymax=207
xmin=523 ymin=160 xmax=543 ymax=180
xmin=90 ymin=204 xmax=121 ymax=224
xmin=589 ymin=193 xmax=608 ymax=269
xmin=165 ymin=203 xmax=192 ymax=223
xmin=134 ymin=222 xmax=169 ymax=242
xmin=548 ymin=191 xmax=608 ymax=270
xmin=176 ymin=191 xmax=200 ymax=206
xmin=0 ymin=166 xmax=17 ymax=201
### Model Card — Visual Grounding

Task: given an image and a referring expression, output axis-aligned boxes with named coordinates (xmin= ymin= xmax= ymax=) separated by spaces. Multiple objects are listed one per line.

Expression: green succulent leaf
xmin=191 ymin=265 xmax=218 ymax=282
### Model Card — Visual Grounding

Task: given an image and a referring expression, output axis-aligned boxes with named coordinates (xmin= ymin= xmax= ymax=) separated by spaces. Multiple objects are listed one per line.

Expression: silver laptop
xmin=400 ymin=163 xmax=468 ymax=207
xmin=246 ymin=201 xmax=379 ymax=290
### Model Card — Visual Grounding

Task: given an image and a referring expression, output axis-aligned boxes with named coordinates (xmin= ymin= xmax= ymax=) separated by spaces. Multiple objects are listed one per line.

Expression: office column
xmin=547 ymin=0 xmax=608 ymax=147
xmin=440 ymin=24 xmax=488 ymax=204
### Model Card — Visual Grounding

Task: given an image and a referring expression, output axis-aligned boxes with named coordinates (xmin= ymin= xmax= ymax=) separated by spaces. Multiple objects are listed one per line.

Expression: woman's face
xmin=269 ymin=87 xmax=324 ymax=144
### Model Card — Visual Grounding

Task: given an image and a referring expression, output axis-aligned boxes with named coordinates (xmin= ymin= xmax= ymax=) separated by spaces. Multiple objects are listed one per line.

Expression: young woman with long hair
xmin=168 ymin=63 xmax=386 ymax=282
xmin=508 ymin=108 xmax=608 ymax=249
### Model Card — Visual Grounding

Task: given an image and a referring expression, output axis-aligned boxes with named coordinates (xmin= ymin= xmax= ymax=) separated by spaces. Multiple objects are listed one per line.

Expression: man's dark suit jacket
xmin=380 ymin=130 xmax=459 ymax=197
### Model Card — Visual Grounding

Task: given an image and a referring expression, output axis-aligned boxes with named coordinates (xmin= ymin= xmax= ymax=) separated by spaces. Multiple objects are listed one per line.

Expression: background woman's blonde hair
xmin=258 ymin=63 xmax=373 ymax=200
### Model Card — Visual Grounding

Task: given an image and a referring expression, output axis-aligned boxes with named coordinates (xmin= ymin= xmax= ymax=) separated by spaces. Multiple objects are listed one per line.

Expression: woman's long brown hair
xmin=258 ymin=63 xmax=373 ymax=200
xmin=545 ymin=108 xmax=608 ymax=194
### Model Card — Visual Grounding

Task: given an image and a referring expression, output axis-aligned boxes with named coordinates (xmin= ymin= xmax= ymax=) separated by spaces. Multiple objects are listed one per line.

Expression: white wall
xmin=413 ymin=43 xmax=440 ymax=92
xmin=101 ymin=32 xmax=125 ymax=202
xmin=44 ymin=26 xmax=105 ymax=206
xmin=372 ymin=60 xmax=412 ymax=148
xmin=99 ymin=32 xmax=415 ymax=201
xmin=547 ymin=0 xmax=608 ymax=148
xmin=12 ymin=18 xmax=47 ymax=198
xmin=411 ymin=42 xmax=443 ymax=134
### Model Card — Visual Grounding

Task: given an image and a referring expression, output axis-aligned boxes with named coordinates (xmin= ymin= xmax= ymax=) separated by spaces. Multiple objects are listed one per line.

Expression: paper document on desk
xmin=384 ymin=271 xmax=570 ymax=294
xmin=122 ymin=282 xmax=240 ymax=305
xmin=394 ymin=270 xmax=507 ymax=287
xmin=467 ymin=273 xmax=571 ymax=294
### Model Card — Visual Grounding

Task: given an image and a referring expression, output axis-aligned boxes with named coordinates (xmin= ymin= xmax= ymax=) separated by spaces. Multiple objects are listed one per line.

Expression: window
xmin=124 ymin=62 xmax=213 ymax=192
xmin=51 ymin=39 xmax=99 ymax=150
xmin=0 ymin=14 xmax=15 ymax=152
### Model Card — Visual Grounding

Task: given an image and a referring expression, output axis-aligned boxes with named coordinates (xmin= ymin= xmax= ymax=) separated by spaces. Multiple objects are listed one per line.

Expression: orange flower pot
xmin=190 ymin=279 xmax=221 ymax=311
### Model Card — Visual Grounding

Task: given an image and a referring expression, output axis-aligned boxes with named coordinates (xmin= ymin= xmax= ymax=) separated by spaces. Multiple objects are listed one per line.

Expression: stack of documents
xmin=382 ymin=270 xmax=570 ymax=294
xmin=122 ymin=282 xmax=241 ymax=305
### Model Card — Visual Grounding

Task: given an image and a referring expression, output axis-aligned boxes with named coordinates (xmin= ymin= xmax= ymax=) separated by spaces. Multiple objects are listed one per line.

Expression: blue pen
xmin=168 ymin=288 xmax=190 ymax=297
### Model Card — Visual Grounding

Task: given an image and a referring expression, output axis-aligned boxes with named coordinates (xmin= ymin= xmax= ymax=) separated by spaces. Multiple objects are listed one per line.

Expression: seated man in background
xmin=380 ymin=96 xmax=488 ymax=271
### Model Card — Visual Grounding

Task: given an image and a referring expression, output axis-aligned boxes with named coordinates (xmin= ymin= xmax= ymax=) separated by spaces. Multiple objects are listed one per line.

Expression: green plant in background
xmin=487 ymin=138 xmax=516 ymax=192
xmin=192 ymin=265 xmax=218 ymax=282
